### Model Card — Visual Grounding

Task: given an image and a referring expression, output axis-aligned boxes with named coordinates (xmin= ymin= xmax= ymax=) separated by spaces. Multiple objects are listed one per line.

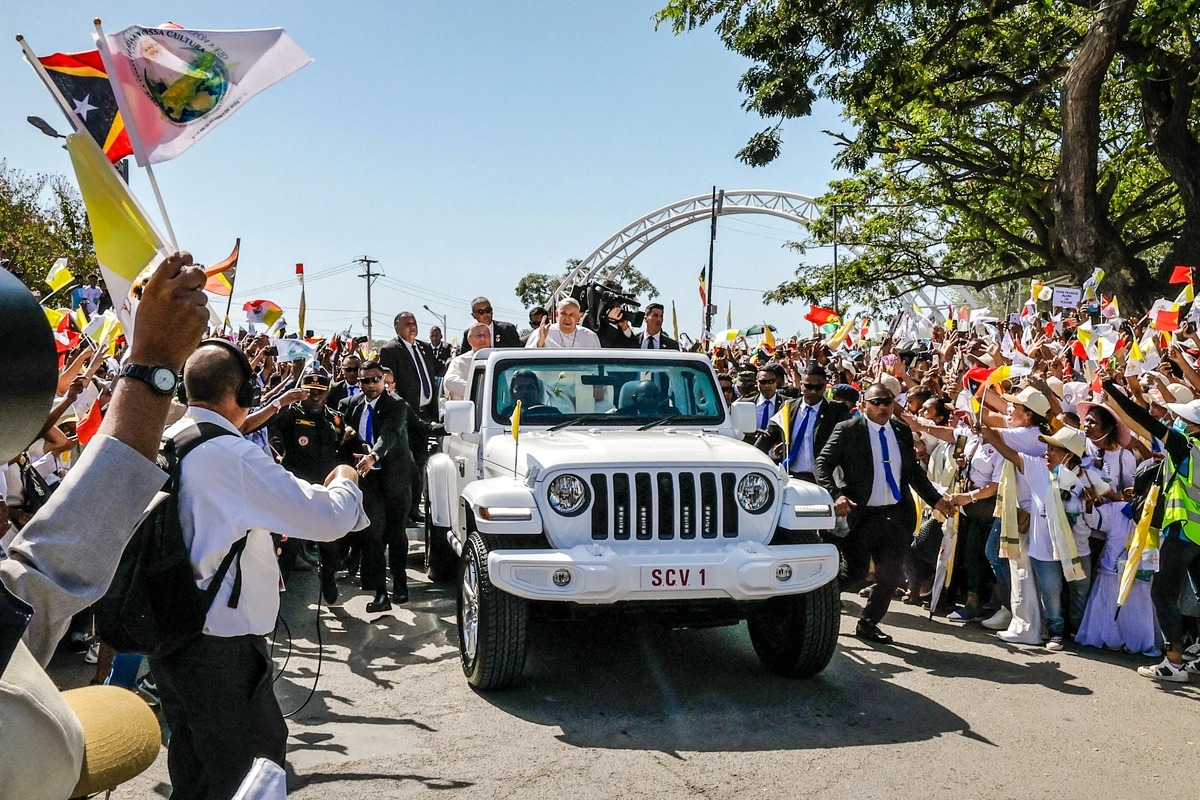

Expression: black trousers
xmin=1152 ymin=525 xmax=1200 ymax=651
xmin=360 ymin=469 xmax=413 ymax=595
xmin=843 ymin=504 xmax=909 ymax=625
xmin=150 ymin=634 xmax=286 ymax=800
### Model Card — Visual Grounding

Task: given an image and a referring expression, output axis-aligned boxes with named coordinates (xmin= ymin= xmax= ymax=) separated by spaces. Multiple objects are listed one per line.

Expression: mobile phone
xmin=267 ymin=346 xmax=278 ymax=357
xmin=953 ymin=434 xmax=967 ymax=457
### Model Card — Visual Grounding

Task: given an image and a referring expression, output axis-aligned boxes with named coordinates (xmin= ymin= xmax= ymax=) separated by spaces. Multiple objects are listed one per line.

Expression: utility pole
xmin=704 ymin=187 xmax=724 ymax=348
xmin=356 ymin=256 xmax=380 ymax=345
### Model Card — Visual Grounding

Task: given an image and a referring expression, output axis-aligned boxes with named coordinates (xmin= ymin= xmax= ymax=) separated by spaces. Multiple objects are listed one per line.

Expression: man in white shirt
xmin=151 ymin=340 xmax=369 ymax=800
xmin=637 ymin=303 xmax=679 ymax=350
xmin=443 ymin=323 xmax=491 ymax=401
xmin=526 ymin=297 xmax=601 ymax=349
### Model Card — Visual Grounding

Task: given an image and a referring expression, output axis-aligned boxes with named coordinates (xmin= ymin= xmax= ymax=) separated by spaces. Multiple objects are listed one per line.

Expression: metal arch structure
xmin=548 ymin=190 xmax=822 ymax=307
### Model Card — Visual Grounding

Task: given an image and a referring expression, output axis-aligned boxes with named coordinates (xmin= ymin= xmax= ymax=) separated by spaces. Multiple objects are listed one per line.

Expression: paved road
xmin=53 ymin=547 xmax=1199 ymax=800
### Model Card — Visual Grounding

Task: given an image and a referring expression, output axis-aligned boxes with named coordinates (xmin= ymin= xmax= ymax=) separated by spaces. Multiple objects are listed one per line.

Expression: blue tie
xmin=364 ymin=403 xmax=375 ymax=445
xmin=787 ymin=406 xmax=813 ymax=470
xmin=759 ymin=400 xmax=771 ymax=429
xmin=879 ymin=426 xmax=901 ymax=502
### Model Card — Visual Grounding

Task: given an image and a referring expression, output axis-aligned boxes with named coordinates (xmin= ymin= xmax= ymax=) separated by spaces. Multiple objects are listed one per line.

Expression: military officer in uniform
xmin=269 ymin=366 xmax=348 ymax=604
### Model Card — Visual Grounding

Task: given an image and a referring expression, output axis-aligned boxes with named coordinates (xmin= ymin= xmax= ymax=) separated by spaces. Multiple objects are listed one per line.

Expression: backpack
xmin=95 ymin=422 xmax=246 ymax=658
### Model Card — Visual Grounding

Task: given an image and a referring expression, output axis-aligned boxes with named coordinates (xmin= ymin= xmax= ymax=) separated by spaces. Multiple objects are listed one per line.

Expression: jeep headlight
xmin=547 ymin=474 xmax=589 ymax=516
xmin=736 ymin=473 xmax=774 ymax=514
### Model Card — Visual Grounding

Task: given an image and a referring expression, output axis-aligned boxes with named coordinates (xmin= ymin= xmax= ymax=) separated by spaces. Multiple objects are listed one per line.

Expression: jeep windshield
xmin=491 ymin=358 xmax=725 ymax=427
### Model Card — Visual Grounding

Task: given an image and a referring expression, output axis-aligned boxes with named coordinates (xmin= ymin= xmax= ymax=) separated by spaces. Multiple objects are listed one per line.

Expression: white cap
xmin=1039 ymin=426 xmax=1086 ymax=458
xmin=1000 ymin=386 xmax=1051 ymax=418
xmin=1167 ymin=399 xmax=1200 ymax=425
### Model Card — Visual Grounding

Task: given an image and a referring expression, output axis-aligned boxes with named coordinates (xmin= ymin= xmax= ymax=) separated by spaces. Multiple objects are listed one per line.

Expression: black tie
xmin=410 ymin=343 xmax=431 ymax=400
xmin=650 ymin=336 xmax=657 ymax=349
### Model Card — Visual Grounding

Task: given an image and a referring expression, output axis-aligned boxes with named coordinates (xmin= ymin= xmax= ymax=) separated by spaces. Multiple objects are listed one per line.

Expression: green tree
xmin=656 ymin=0 xmax=1200 ymax=312
xmin=514 ymin=259 xmax=660 ymax=309
xmin=0 ymin=161 xmax=96 ymax=299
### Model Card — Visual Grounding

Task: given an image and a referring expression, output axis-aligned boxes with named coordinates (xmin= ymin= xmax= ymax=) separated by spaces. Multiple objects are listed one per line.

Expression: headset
xmin=178 ymin=338 xmax=262 ymax=409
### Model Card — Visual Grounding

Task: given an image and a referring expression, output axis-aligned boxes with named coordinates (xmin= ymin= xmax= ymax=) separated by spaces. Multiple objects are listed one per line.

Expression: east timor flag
xmin=38 ymin=50 xmax=132 ymax=163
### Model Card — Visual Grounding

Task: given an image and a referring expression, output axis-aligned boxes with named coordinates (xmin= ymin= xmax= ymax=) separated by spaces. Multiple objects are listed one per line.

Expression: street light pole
xmin=423 ymin=304 xmax=447 ymax=333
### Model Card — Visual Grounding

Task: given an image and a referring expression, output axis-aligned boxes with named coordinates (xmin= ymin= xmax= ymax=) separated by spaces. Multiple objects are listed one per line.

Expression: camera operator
xmin=580 ymin=280 xmax=645 ymax=349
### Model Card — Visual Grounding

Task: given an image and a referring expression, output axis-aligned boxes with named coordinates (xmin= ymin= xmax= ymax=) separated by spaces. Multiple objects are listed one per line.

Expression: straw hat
xmin=1076 ymin=400 xmax=1132 ymax=448
xmin=1039 ymin=426 xmax=1086 ymax=458
xmin=62 ymin=685 xmax=161 ymax=798
xmin=1166 ymin=399 xmax=1200 ymax=426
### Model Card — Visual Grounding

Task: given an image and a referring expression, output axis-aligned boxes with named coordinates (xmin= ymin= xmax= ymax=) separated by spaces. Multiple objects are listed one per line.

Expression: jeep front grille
xmin=587 ymin=471 xmax=739 ymax=540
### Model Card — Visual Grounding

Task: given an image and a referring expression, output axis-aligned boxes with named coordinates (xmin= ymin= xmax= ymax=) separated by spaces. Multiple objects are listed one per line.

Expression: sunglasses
xmin=358 ymin=375 xmax=383 ymax=384
xmin=472 ymin=307 xmax=494 ymax=315
xmin=801 ymin=383 xmax=826 ymax=390
xmin=866 ymin=397 xmax=894 ymax=407
xmin=342 ymin=366 xmax=360 ymax=372
xmin=757 ymin=379 xmax=777 ymax=385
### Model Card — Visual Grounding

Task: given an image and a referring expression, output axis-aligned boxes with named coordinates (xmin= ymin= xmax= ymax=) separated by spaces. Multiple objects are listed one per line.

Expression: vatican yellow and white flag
xmin=94 ymin=23 xmax=312 ymax=165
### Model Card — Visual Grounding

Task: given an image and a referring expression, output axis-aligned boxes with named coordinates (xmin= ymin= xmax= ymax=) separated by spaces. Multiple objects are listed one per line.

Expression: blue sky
xmin=4 ymin=2 xmax=846 ymax=342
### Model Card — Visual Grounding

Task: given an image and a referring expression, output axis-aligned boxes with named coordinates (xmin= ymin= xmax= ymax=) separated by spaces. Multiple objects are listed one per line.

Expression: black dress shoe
xmin=391 ymin=588 xmax=409 ymax=605
xmin=366 ymin=593 xmax=392 ymax=613
xmin=321 ymin=574 xmax=340 ymax=606
xmin=855 ymin=621 xmax=894 ymax=644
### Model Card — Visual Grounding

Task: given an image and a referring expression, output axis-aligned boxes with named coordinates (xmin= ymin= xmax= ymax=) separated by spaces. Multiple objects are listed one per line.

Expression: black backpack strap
xmin=203 ymin=534 xmax=250 ymax=611
xmin=169 ymin=421 xmax=246 ymax=611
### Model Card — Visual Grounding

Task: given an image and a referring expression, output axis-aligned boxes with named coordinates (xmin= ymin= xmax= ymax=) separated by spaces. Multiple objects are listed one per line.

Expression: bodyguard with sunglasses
xmin=459 ymin=296 xmax=521 ymax=353
xmin=757 ymin=363 xmax=850 ymax=483
xmin=816 ymin=383 xmax=955 ymax=644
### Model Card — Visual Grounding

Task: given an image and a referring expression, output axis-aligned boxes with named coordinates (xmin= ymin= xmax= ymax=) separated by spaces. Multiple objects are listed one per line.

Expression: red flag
xmin=1169 ymin=265 xmax=1195 ymax=284
xmin=296 ymin=263 xmax=304 ymax=276
xmin=804 ymin=305 xmax=841 ymax=327
xmin=963 ymin=365 xmax=995 ymax=389
xmin=54 ymin=316 xmax=80 ymax=354
xmin=1154 ymin=307 xmax=1181 ymax=332
xmin=76 ymin=398 xmax=103 ymax=445
xmin=1072 ymin=340 xmax=1089 ymax=360
xmin=36 ymin=50 xmax=133 ymax=163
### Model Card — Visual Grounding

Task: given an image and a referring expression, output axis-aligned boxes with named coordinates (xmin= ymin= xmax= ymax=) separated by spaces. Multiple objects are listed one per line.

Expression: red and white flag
xmin=94 ymin=24 xmax=312 ymax=165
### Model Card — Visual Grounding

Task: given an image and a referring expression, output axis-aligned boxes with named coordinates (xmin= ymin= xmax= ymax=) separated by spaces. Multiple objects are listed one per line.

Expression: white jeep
xmin=425 ymin=348 xmax=840 ymax=689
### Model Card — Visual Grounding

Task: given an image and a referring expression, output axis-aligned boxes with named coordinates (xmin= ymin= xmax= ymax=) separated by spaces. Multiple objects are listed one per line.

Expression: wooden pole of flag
xmin=92 ymin=19 xmax=179 ymax=252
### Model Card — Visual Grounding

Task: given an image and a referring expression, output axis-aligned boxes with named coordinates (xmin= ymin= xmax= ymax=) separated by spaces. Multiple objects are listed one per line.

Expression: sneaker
xmin=136 ymin=675 xmax=160 ymax=707
xmin=1137 ymin=658 xmax=1189 ymax=682
xmin=947 ymin=606 xmax=983 ymax=623
xmin=1046 ymin=636 xmax=1065 ymax=651
xmin=83 ymin=642 xmax=99 ymax=664
xmin=1182 ymin=642 xmax=1200 ymax=662
xmin=981 ymin=607 xmax=1013 ymax=631
xmin=1184 ymin=661 xmax=1200 ymax=676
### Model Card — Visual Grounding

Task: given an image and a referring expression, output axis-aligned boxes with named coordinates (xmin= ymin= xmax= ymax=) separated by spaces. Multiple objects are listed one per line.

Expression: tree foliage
xmin=656 ymin=0 xmax=1200 ymax=312
xmin=0 ymin=161 xmax=95 ymax=296
xmin=514 ymin=259 xmax=660 ymax=309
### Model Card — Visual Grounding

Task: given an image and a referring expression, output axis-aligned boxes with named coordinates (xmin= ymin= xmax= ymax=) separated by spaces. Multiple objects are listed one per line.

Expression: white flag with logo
xmin=94 ymin=25 xmax=312 ymax=165
xmin=274 ymin=337 xmax=316 ymax=363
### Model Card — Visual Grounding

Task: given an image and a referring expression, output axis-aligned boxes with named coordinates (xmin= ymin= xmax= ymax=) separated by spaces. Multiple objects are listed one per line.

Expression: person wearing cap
xmin=981 ymin=424 xmax=1091 ymax=651
xmin=830 ymin=383 xmax=860 ymax=411
xmin=1103 ymin=378 xmax=1200 ymax=682
xmin=758 ymin=363 xmax=850 ymax=483
xmin=1 ymin=252 xmax=209 ymax=800
xmin=973 ymin=384 xmax=1057 ymax=633
xmin=268 ymin=367 xmax=348 ymax=605
xmin=815 ymin=382 xmax=955 ymax=644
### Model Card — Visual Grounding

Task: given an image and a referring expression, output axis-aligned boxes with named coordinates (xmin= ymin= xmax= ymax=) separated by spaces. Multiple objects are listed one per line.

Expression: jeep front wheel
xmin=424 ymin=503 xmax=457 ymax=583
xmin=747 ymin=578 xmax=839 ymax=679
xmin=458 ymin=531 xmax=528 ymax=689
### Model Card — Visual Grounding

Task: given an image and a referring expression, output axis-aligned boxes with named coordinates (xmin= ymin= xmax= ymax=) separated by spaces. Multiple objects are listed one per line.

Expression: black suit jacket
xmin=757 ymin=397 xmax=851 ymax=467
xmin=326 ymin=379 xmax=357 ymax=411
xmin=460 ymin=320 xmax=521 ymax=354
xmin=636 ymin=331 xmax=679 ymax=350
xmin=815 ymin=416 xmax=943 ymax=531
xmin=337 ymin=392 xmax=414 ymax=477
xmin=378 ymin=337 xmax=438 ymax=419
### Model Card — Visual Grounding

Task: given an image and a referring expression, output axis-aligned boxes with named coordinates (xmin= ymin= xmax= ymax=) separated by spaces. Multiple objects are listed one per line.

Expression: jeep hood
xmin=482 ymin=429 xmax=777 ymax=476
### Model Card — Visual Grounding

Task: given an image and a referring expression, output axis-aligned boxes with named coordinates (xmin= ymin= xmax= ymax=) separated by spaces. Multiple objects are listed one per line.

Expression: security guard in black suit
xmin=269 ymin=367 xmax=347 ymax=604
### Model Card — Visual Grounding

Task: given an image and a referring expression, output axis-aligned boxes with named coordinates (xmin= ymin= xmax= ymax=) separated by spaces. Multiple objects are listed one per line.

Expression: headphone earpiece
xmin=186 ymin=339 xmax=261 ymax=409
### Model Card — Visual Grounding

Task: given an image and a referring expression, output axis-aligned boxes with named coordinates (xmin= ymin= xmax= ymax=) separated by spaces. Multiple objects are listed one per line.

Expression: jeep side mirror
xmin=444 ymin=400 xmax=475 ymax=434
xmin=730 ymin=401 xmax=757 ymax=436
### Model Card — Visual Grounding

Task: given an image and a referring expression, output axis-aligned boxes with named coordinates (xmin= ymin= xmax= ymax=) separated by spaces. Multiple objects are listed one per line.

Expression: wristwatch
xmin=118 ymin=363 xmax=178 ymax=396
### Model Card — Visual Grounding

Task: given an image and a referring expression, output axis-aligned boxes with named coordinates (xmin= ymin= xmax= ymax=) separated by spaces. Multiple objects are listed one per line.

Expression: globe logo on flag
xmin=132 ymin=33 xmax=229 ymax=124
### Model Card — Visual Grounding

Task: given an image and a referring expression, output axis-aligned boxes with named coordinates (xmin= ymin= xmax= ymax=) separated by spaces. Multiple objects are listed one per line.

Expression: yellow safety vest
xmin=1161 ymin=439 xmax=1200 ymax=546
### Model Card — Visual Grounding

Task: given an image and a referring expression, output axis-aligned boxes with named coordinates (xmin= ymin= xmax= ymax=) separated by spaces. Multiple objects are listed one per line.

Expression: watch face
xmin=151 ymin=368 xmax=176 ymax=392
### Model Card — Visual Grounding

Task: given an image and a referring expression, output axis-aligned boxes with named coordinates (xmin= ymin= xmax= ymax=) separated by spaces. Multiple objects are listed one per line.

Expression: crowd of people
xmin=4 ymin=264 xmax=1200 ymax=799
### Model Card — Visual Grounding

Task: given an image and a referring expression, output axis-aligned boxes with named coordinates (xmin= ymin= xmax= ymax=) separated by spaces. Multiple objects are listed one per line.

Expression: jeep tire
xmin=458 ymin=531 xmax=528 ymax=689
xmin=747 ymin=531 xmax=839 ymax=681
xmin=424 ymin=500 xmax=457 ymax=582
